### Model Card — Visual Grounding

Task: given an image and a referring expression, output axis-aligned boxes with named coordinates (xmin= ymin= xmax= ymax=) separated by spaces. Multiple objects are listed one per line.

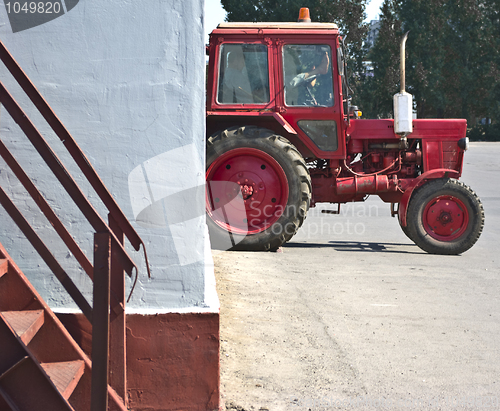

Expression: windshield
xmin=283 ymin=44 xmax=334 ymax=107
xmin=217 ymin=43 xmax=270 ymax=104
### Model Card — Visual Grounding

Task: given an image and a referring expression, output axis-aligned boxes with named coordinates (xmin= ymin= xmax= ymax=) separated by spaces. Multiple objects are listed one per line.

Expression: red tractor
xmin=205 ymin=9 xmax=484 ymax=254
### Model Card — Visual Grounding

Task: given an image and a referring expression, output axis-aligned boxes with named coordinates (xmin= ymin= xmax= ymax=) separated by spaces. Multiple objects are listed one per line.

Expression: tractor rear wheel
xmin=206 ymin=126 xmax=311 ymax=251
xmin=406 ymin=178 xmax=484 ymax=255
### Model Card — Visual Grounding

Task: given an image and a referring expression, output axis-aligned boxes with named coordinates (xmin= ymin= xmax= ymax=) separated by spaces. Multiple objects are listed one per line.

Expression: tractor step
xmin=321 ymin=203 xmax=341 ymax=215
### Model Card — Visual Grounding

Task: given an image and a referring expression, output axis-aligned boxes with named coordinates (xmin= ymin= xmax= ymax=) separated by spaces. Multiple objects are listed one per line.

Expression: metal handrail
xmin=0 ymin=40 xmax=148 ymax=410
xmin=0 ymin=187 xmax=93 ymax=321
xmin=0 ymin=140 xmax=94 ymax=279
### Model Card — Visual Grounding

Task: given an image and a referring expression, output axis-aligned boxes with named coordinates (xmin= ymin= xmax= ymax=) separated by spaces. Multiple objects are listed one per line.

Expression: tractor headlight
xmin=458 ymin=137 xmax=469 ymax=151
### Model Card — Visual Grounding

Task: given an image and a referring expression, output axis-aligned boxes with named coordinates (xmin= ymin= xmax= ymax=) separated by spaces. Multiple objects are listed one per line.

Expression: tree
xmin=445 ymin=0 xmax=498 ymax=121
xmin=482 ymin=0 xmax=500 ymax=123
xmin=357 ymin=0 xmax=403 ymax=118
xmin=398 ymin=0 xmax=451 ymax=118
xmin=400 ymin=0 xmax=500 ymax=122
xmin=358 ymin=0 xmax=499 ymax=126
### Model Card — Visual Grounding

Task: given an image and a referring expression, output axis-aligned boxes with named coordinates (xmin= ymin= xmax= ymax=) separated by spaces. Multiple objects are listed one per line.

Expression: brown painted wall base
xmin=57 ymin=311 xmax=220 ymax=411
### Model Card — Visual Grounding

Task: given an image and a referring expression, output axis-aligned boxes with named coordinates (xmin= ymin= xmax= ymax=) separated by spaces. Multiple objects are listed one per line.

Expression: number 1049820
xmin=5 ymin=2 xmax=62 ymax=14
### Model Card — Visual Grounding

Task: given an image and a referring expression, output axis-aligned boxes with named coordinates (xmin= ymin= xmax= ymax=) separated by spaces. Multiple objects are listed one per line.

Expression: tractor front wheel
xmin=206 ymin=126 xmax=311 ymax=251
xmin=406 ymin=178 xmax=484 ymax=255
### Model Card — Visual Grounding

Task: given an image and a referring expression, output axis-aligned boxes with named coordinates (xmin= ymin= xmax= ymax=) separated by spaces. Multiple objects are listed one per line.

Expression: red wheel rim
xmin=206 ymin=148 xmax=289 ymax=235
xmin=422 ymin=195 xmax=469 ymax=241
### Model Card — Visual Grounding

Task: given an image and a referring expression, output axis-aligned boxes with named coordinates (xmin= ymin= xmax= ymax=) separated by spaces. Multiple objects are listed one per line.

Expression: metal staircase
xmin=0 ymin=243 xmax=94 ymax=410
xmin=0 ymin=40 xmax=150 ymax=410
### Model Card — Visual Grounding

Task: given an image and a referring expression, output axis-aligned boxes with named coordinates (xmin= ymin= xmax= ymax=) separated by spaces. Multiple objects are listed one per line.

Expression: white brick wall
xmin=0 ymin=0 xmax=216 ymax=312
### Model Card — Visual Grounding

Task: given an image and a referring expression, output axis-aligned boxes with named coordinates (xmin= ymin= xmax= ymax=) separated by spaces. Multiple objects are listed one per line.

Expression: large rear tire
xmin=406 ymin=178 xmax=484 ymax=255
xmin=206 ymin=126 xmax=311 ymax=251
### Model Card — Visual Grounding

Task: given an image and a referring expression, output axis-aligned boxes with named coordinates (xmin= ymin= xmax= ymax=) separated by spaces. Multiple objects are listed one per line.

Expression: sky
xmin=204 ymin=0 xmax=385 ymax=42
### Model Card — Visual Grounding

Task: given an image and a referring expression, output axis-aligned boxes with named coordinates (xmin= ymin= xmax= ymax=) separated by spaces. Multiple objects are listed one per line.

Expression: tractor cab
xmin=206 ymin=20 xmax=348 ymax=160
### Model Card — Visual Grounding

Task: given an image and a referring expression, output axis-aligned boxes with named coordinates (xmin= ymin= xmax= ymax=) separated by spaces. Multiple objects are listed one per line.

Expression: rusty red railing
xmin=0 ymin=40 xmax=149 ymax=410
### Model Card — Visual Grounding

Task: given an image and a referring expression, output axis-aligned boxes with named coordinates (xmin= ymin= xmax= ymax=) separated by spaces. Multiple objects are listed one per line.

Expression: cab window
xmin=217 ymin=44 xmax=270 ymax=104
xmin=283 ymin=44 xmax=334 ymax=107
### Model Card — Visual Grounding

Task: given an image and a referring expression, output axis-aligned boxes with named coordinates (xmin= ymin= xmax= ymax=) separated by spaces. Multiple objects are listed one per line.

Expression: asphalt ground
xmin=214 ymin=142 xmax=500 ymax=411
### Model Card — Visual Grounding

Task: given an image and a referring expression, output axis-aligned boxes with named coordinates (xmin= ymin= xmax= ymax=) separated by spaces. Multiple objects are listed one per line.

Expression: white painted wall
xmin=0 ymin=0 xmax=217 ymax=311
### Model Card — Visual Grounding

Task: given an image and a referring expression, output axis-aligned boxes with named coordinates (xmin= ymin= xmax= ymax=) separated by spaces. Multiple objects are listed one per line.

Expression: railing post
xmin=109 ymin=214 xmax=127 ymax=407
xmin=91 ymin=232 xmax=112 ymax=411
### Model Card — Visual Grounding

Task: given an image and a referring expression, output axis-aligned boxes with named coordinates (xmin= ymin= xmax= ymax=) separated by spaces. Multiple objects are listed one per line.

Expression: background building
xmin=365 ymin=19 xmax=381 ymax=50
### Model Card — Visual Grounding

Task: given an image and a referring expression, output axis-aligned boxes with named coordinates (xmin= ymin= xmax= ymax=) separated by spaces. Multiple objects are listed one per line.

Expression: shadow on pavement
xmin=285 ymin=241 xmax=423 ymax=254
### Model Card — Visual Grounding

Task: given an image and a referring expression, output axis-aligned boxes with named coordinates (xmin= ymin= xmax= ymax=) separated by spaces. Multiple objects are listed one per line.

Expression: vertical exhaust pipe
xmin=394 ymin=31 xmax=412 ymax=149
xmin=400 ymin=31 xmax=409 ymax=93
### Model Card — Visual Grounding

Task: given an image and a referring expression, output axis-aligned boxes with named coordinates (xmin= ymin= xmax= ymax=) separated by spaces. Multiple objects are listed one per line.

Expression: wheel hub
xmin=423 ymin=196 xmax=469 ymax=240
xmin=437 ymin=210 xmax=452 ymax=224
xmin=239 ymin=183 xmax=254 ymax=200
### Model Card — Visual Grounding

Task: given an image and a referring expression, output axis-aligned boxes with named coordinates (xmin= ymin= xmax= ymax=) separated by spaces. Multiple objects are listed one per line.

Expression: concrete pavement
xmin=214 ymin=142 xmax=500 ymax=411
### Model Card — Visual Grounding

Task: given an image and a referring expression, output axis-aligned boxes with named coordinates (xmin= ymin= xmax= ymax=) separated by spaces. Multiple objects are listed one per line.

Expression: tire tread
xmin=406 ymin=178 xmax=484 ymax=255
xmin=206 ymin=126 xmax=312 ymax=251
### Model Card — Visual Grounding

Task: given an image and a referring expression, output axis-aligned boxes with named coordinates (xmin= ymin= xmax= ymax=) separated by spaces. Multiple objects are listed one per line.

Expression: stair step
xmin=0 ymin=258 xmax=7 ymax=278
xmin=0 ymin=310 xmax=44 ymax=345
xmin=0 ymin=355 xmax=76 ymax=410
xmin=41 ymin=360 xmax=85 ymax=400
xmin=0 ymin=356 xmax=30 ymax=381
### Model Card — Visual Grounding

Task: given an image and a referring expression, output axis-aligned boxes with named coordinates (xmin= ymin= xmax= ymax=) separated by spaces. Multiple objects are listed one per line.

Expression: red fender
xmin=398 ymin=168 xmax=461 ymax=227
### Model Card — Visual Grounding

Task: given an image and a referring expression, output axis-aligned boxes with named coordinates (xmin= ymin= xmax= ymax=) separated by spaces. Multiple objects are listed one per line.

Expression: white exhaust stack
xmin=394 ymin=32 xmax=412 ymax=148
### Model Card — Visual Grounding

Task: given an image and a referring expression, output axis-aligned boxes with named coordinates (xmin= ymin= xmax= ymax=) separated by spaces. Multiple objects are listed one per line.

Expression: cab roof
xmin=216 ymin=22 xmax=338 ymax=30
